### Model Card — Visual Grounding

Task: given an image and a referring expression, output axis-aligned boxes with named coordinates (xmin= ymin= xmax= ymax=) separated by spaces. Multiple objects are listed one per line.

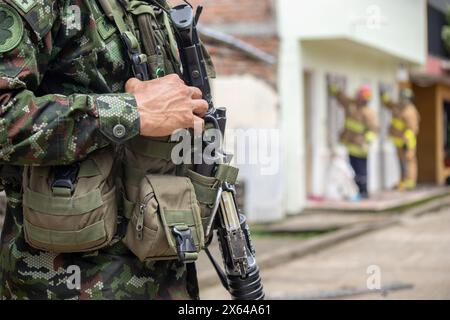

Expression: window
xmin=326 ymin=74 xmax=347 ymax=149
xmin=428 ymin=3 xmax=449 ymax=58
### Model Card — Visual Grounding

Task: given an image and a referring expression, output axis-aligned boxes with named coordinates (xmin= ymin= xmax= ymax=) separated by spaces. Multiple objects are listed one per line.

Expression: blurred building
xmin=278 ymin=0 xmax=427 ymax=215
xmin=186 ymin=1 xmax=447 ymax=221
xmin=411 ymin=0 xmax=450 ymax=185
xmin=187 ymin=0 xmax=283 ymax=221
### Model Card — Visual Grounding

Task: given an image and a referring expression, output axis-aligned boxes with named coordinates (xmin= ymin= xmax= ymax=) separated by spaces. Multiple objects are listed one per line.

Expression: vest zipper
xmin=136 ymin=191 xmax=155 ymax=240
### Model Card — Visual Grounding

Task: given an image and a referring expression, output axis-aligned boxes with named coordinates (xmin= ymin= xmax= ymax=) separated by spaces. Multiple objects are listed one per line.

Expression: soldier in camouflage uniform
xmin=0 ymin=0 xmax=208 ymax=299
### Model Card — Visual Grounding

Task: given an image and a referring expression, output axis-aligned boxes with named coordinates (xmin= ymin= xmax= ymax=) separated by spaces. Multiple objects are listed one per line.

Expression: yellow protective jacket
xmin=384 ymin=99 xmax=420 ymax=150
xmin=335 ymin=91 xmax=379 ymax=158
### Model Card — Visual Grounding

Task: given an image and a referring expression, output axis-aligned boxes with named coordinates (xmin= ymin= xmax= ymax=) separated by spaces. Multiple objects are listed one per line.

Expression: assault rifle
xmin=169 ymin=4 xmax=265 ymax=300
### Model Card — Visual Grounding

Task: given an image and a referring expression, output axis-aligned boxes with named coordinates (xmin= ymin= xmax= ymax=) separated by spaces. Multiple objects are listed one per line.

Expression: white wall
xmin=302 ymin=40 xmax=402 ymax=197
xmin=278 ymin=38 xmax=305 ymax=215
xmin=211 ymin=75 xmax=283 ymax=222
xmin=278 ymin=0 xmax=427 ymax=65
xmin=276 ymin=0 xmax=426 ymax=214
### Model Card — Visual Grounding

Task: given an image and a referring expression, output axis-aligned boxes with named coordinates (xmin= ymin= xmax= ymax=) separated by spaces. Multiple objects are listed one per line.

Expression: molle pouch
xmin=122 ymin=136 xmax=179 ymax=208
xmin=22 ymin=147 xmax=118 ymax=253
xmin=123 ymin=174 xmax=204 ymax=262
xmin=186 ymin=165 xmax=239 ymax=235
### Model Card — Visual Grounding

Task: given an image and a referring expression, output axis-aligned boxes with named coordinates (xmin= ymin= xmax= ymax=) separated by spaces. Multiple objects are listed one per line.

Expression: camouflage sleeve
xmin=0 ymin=2 xmax=140 ymax=166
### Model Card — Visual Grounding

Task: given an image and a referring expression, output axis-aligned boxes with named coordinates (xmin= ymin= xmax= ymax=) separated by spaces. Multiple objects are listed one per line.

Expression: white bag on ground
xmin=324 ymin=154 xmax=359 ymax=201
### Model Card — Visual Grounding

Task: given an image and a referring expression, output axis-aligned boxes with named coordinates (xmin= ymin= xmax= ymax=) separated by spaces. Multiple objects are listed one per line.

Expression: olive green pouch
xmin=186 ymin=170 xmax=220 ymax=234
xmin=123 ymin=174 xmax=204 ymax=262
xmin=22 ymin=147 xmax=118 ymax=253
xmin=186 ymin=165 xmax=239 ymax=234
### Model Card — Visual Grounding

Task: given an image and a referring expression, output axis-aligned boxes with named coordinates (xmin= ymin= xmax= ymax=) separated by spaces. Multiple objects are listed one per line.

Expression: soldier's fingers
xmin=192 ymin=115 xmax=205 ymax=136
xmin=190 ymin=86 xmax=203 ymax=100
xmin=165 ymin=74 xmax=184 ymax=84
xmin=192 ymin=99 xmax=208 ymax=117
xmin=125 ymin=78 xmax=142 ymax=92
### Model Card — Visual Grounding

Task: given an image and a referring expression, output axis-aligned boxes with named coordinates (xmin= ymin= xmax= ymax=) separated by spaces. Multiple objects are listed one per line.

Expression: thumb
xmin=125 ymin=78 xmax=142 ymax=93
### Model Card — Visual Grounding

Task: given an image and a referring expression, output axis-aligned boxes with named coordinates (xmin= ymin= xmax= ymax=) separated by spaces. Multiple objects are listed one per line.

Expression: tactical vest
xmin=21 ymin=0 xmax=216 ymax=263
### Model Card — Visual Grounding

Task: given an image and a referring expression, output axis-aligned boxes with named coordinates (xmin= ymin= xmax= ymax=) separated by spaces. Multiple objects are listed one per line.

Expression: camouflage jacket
xmin=0 ymin=0 xmax=196 ymax=300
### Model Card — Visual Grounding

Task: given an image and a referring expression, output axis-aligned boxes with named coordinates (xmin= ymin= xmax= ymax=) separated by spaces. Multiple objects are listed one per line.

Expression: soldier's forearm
xmin=0 ymin=89 xmax=140 ymax=165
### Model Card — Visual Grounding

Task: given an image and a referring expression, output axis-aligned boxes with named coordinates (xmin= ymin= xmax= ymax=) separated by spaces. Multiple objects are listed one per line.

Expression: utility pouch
xmin=22 ymin=147 xmax=118 ymax=253
xmin=186 ymin=164 xmax=239 ymax=235
xmin=123 ymin=174 xmax=204 ymax=262
xmin=122 ymin=136 xmax=179 ymax=209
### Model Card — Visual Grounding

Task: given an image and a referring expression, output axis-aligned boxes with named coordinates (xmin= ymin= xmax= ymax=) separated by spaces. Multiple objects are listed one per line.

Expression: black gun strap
xmin=205 ymin=247 xmax=230 ymax=291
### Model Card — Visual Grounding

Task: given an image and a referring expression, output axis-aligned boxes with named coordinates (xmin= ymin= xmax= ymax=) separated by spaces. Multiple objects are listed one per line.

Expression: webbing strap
xmin=31 ymin=160 xmax=100 ymax=179
xmin=187 ymin=169 xmax=217 ymax=187
xmin=187 ymin=166 xmax=239 ymax=204
xmin=78 ymin=159 xmax=101 ymax=178
xmin=125 ymin=1 xmax=155 ymax=15
xmin=162 ymin=9 xmax=181 ymax=65
xmin=129 ymin=138 xmax=178 ymax=161
xmin=186 ymin=169 xmax=219 ymax=205
xmin=98 ymin=0 xmax=149 ymax=80
xmin=190 ymin=182 xmax=218 ymax=205
xmin=165 ymin=210 xmax=196 ymax=226
xmin=99 ymin=0 xmax=129 ymax=34
xmin=25 ymin=220 xmax=106 ymax=247
xmin=52 ymin=187 xmax=72 ymax=197
xmin=215 ymin=164 xmax=239 ymax=184
xmin=23 ymin=188 xmax=103 ymax=215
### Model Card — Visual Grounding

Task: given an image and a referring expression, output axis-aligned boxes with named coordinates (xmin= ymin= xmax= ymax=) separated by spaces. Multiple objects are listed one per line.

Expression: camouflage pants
xmin=0 ymin=210 xmax=199 ymax=300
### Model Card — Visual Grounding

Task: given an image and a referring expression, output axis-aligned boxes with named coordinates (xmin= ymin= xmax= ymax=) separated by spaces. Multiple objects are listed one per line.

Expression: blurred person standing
xmin=381 ymin=87 xmax=420 ymax=191
xmin=329 ymin=84 xmax=379 ymax=199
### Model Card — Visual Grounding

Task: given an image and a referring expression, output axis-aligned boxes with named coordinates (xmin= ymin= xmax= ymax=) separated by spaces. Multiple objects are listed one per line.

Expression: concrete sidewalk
xmin=201 ymin=204 xmax=450 ymax=300
xmin=198 ymin=186 xmax=450 ymax=291
xmin=305 ymin=186 xmax=450 ymax=214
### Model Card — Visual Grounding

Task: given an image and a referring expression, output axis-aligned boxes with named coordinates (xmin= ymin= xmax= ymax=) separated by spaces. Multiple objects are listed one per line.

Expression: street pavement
xmin=200 ymin=207 xmax=450 ymax=300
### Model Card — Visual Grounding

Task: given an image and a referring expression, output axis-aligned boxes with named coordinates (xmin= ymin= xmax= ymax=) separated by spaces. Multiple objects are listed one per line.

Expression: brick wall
xmin=179 ymin=0 xmax=275 ymax=24
xmin=169 ymin=0 xmax=279 ymax=86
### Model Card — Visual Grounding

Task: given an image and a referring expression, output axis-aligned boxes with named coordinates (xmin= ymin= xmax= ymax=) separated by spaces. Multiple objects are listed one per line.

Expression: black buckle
xmin=172 ymin=226 xmax=197 ymax=262
xmin=131 ymin=53 xmax=149 ymax=81
xmin=51 ymin=164 xmax=80 ymax=194
xmin=121 ymin=33 xmax=149 ymax=81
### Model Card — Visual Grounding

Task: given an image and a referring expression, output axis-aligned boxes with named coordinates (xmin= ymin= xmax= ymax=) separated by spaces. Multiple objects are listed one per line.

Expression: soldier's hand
xmin=125 ymin=74 xmax=208 ymax=137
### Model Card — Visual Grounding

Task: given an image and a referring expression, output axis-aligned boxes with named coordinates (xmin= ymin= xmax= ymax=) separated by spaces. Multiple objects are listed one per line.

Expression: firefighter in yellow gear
xmin=329 ymin=84 xmax=380 ymax=198
xmin=381 ymin=88 xmax=420 ymax=191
